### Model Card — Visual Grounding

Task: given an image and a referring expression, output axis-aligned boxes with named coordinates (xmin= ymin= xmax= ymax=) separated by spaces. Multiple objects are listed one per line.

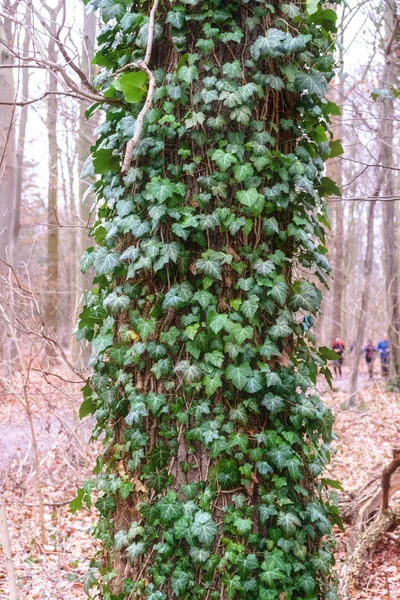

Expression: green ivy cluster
xmin=75 ymin=0 xmax=343 ymax=598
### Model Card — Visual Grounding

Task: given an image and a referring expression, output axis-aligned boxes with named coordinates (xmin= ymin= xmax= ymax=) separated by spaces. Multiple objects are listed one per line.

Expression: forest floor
xmin=0 ymin=366 xmax=399 ymax=599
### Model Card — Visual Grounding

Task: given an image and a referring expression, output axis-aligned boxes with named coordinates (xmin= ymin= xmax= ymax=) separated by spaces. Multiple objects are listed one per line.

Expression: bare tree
xmin=0 ymin=20 xmax=16 ymax=264
xmin=45 ymin=1 xmax=63 ymax=341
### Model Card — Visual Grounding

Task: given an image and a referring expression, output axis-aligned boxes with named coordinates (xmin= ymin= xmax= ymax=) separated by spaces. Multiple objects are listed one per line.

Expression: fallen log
xmin=339 ymin=450 xmax=400 ymax=546
xmin=338 ymin=448 xmax=400 ymax=600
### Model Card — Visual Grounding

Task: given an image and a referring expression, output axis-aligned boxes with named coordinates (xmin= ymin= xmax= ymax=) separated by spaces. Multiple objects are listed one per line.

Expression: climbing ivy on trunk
xmin=75 ymin=0 xmax=343 ymax=598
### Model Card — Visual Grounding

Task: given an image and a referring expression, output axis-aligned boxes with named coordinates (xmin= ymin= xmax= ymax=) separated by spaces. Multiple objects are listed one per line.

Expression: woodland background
xmin=0 ymin=0 xmax=400 ymax=598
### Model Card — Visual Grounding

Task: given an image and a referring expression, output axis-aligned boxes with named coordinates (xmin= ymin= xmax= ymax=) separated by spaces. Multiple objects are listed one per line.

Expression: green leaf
xmin=264 ymin=75 xmax=285 ymax=90
xmin=79 ymin=390 xmax=96 ymax=419
xmin=94 ymin=248 xmax=122 ymax=275
xmin=103 ymin=292 xmax=130 ymax=313
xmin=295 ymin=70 xmax=327 ymax=96
xmin=277 ymin=511 xmax=301 ymax=535
xmin=92 ymin=333 xmax=114 ymax=353
xmin=226 ymin=363 xmax=253 ymax=390
xmin=251 ymin=28 xmax=287 ymax=59
xmin=306 ymin=0 xmax=320 ymax=15
xmin=240 ymin=295 xmax=259 ymax=318
xmin=172 ymin=570 xmax=191 ymax=595
xmin=147 ymin=469 xmax=169 ymax=494
xmin=157 ymin=493 xmax=182 ymax=523
xmin=196 ymin=256 xmax=222 ymax=280
xmin=148 ymin=443 xmax=170 ymax=468
xmin=179 ymin=64 xmax=199 ymax=84
xmin=236 ymin=188 xmax=265 ymax=215
xmin=319 ymin=346 xmax=341 ymax=360
xmin=211 ymin=149 xmax=237 ymax=171
xmin=222 ymin=60 xmax=242 ymax=78
xmin=146 ymin=178 xmax=175 ymax=203
xmin=191 ymin=511 xmax=218 ymax=546
xmin=126 ymin=542 xmax=146 ymax=562
xmin=290 ymin=280 xmax=322 ymax=313
xmin=113 ymin=71 xmax=148 ymax=103
xmin=318 ymin=175 xmax=341 ymax=197
xmin=100 ymin=0 xmax=127 ymax=22
xmin=261 ymin=394 xmax=285 ymax=414
xmin=92 ymin=149 xmax=120 ymax=175
xmin=233 ymin=162 xmax=254 ymax=183
xmin=270 ymin=280 xmax=288 ymax=305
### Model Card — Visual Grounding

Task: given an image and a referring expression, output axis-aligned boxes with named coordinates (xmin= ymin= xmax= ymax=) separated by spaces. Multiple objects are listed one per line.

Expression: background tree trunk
xmin=0 ymin=22 xmax=16 ymax=265
xmin=381 ymin=0 xmax=400 ymax=378
xmin=45 ymin=3 xmax=62 ymax=343
xmin=72 ymin=9 xmax=96 ymax=368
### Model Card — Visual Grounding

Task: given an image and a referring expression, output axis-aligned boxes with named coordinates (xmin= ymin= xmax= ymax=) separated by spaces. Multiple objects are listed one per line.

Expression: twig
xmin=382 ymin=447 xmax=400 ymax=511
xmin=121 ymin=0 xmax=159 ymax=175
xmin=0 ymin=494 xmax=19 ymax=600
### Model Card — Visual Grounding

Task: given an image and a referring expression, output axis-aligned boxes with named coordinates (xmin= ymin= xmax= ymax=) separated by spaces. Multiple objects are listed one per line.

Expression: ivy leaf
xmin=92 ymin=333 xmax=114 ymax=353
xmin=203 ymin=375 xmax=222 ymax=397
xmin=147 ymin=469 xmax=169 ymax=494
xmin=270 ymin=280 xmax=288 ymax=305
xmin=146 ymin=178 xmax=175 ymax=203
xmin=196 ymin=256 xmax=222 ymax=280
xmin=80 ymin=249 xmax=95 ymax=273
xmin=222 ymin=60 xmax=242 ymax=78
xmin=211 ymin=149 xmax=237 ymax=171
xmin=233 ymin=162 xmax=254 ymax=183
xmin=295 ymin=70 xmax=327 ymax=97
xmin=277 ymin=511 xmax=301 ymax=535
xmin=113 ymin=71 xmax=148 ymax=103
xmin=264 ymin=75 xmax=285 ymax=90
xmin=251 ymin=28 xmax=287 ymax=59
xmin=268 ymin=445 xmax=291 ymax=470
xmin=260 ymin=552 xmax=287 ymax=585
xmin=157 ymin=494 xmax=182 ymax=523
xmin=269 ymin=320 xmax=292 ymax=339
xmin=222 ymin=575 xmax=243 ymax=599
xmin=290 ymin=280 xmax=321 ymax=313
xmin=259 ymin=338 xmax=280 ymax=360
xmin=240 ymin=295 xmax=259 ymax=318
xmin=191 ymin=511 xmax=218 ymax=546
xmin=261 ymin=394 xmax=285 ymax=414
xmin=172 ymin=570 xmax=191 ymax=595
xmin=236 ymin=188 xmax=265 ymax=215
xmin=226 ymin=363 xmax=253 ymax=390
xmin=100 ymin=0 xmax=127 ymax=22
xmin=244 ymin=371 xmax=264 ymax=393
xmin=179 ymin=64 xmax=199 ymax=84
xmin=146 ymin=393 xmax=168 ymax=416
xmin=126 ymin=542 xmax=146 ymax=563
xmin=148 ymin=443 xmax=170 ymax=468
xmin=103 ymin=292 xmax=130 ymax=313
xmin=94 ymin=248 xmax=122 ymax=275
xmin=306 ymin=0 xmax=319 ymax=15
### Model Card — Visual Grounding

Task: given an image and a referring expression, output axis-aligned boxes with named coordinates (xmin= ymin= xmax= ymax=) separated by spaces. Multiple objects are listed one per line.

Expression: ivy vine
xmin=74 ymin=0 xmax=343 ymax=598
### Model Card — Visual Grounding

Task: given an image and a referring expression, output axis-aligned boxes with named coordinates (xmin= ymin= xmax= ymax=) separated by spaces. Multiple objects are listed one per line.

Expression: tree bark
xmin=0 ymin=493 xmax=19 ymax=600
xmin=45 ymin=4 xmax=62 ymax=344
xmin=72 ymin=9 xmax=96 ymax=368
xmin=381 ymin=0 xmax=400 ymax=378
xmin=11 ymin=5 xmax=31 ymax=269
xmin=0 ymin=22 xmax=17 ymax=265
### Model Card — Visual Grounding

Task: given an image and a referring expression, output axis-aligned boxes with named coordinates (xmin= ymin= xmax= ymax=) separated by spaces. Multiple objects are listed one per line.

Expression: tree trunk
xmin=381 ymin=0 xmax=400 ymax=378
xmin=348 ymin=199 xmax=376 ymax=405
xmin=0 ymin=493 xmax=19 ymax=600
xmin=81 ymin=2 xmax=340 ymax=598
xmin=11 ymin=6 xmax=31 ymax=269
xmin=45 ymin=5 xmax=62 ymax=343
xmin=0 ymin=23 xmax=16 ymax=265
xmin=72 ymin=9 xmax=96 ymax=368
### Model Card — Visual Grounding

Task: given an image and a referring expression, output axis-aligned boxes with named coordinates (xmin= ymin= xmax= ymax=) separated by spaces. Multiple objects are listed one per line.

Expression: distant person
xmin=362 ymin=340 xmax=376 ymax=380
xmin=377 ymin=338 xmax=390 ymax=376
xmin=331 ymin=336 xmax=345 ymax=378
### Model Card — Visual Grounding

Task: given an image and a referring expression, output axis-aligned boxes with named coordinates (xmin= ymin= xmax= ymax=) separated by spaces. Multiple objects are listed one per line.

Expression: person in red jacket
xmin=332 ymin=336 xmax=345 ymax=378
